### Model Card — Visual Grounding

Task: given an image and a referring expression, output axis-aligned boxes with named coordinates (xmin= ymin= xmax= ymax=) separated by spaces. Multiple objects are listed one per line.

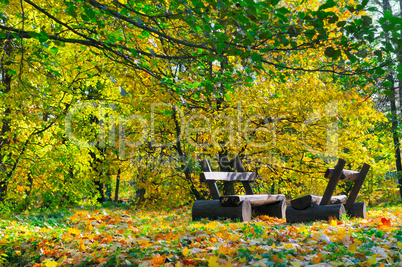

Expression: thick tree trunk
xmin=347 ymin=202 xmax=366 ymax=219
xmin=254 ymin=199 xmax=287 ymax=219
xmin=286 ymin=204 xmax=345 ymax=223
xmin=192 ymin=200 xmax=251 ymax=222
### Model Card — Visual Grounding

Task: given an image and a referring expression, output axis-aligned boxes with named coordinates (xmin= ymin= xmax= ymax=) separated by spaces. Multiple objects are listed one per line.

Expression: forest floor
xmin=0 ymin=203 xmax=401 ymax=266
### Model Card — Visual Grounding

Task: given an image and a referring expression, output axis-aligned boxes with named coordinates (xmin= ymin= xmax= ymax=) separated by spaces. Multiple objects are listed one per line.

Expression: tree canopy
xmin=0 ymin=0 xmax=401 ymax=210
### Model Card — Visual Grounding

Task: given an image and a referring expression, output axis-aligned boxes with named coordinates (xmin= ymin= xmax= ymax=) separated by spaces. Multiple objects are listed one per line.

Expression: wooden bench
xmin=192 ymin=157 xmax=286 ymax=222
xmin=286 ymin=158 xmax=370 ymax=223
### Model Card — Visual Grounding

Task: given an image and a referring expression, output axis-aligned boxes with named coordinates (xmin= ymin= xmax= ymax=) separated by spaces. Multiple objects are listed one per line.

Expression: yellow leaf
xmin=207 ymin=256 xmax=220 ymax=267
xmin=57 ymin=255 xmax=67 ymax=264
xmin=182 ymin=247 xmax=190 ymax=258
xmin=67 ymin=228 xmax=81 ymax=236
xmin=43 ymin=260 xmax=58 ymax=267
xmin=348 ymin=243 xmax=357 ymax=254
xmin=367 ymin=255 xmax=377 ymax=265
xmin=79 ymin=242 xmax=86 ymax=252
xmin=290 ymin=261 xmax=301 ymax=267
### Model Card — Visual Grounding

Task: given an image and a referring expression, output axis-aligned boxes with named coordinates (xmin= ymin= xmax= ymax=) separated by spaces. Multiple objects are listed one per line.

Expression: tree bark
xmin=192 ymin=200 xmax=251 ymax=222
xmin=347 ymin=202 xmax=366 ymax=218
xmin=114 ymin=168 xmax=121 ymax=202
xmin=254 ymin=199 xmax=287 ymax=219
xmin=0 ymin=41 xmax=12 ymax=202
xmin=383 ymin=0 xmax=402 ymax=198
xmin=286 ymin=204 xmax=345 ymax=223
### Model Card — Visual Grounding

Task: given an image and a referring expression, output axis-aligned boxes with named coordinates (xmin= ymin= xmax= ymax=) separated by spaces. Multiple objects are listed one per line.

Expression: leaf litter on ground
xmin=0 ymin=204 xmax=401 ymax=266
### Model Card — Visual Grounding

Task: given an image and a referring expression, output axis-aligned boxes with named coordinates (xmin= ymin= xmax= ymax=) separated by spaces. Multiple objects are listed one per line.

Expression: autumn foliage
xmin=1 ymin=205 xmax=402 ymax=266
xmin=0 ymin=0 xmax=400 ymax=213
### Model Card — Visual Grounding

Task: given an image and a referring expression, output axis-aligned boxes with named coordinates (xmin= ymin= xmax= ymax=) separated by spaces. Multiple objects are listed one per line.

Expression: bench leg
xmin=254 ymin=199 xmax=286 ymax=219
xmin=192 ymin=200 xmax=251 ymax=222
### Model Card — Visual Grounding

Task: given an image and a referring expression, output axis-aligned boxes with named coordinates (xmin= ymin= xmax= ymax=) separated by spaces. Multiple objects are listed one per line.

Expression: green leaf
xmin=251 ymin=52 xmax=262 ymax=62
xmin=38 ymin=31 xmax=49 ymax=43
xmin=328 ymin=15 xmax=339 ymax=24
xmin=381 ymin=89 xmax=393 ymax=97
xmin=384 ymin=10 xmax=393 ymax=20
xmin=50 ymin=47 xmax=59 ymax=54
xmin=319 ymin=0 xmax=336 ymax=11
xmin=84 ymin=6 xmax=96 ymax=20
xmin=336 ymin=21 xmax=346 ymax=28
xmin=325 ymin=47 xmax=335 ymax=57
xmin=7 ymin=69 xmax=16 ymax=75
xmin=280 ymin=36 xmax=289 ymax=46
xmin=362 ymin=16 xmax=372 ymax=26
xmin=383 ymin=81 xmax=393 ymax=88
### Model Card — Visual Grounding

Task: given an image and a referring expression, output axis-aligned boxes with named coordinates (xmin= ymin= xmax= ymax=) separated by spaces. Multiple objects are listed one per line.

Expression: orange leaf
xmin=312 ymin=253 xmax=322 ymax=264
xmin=381 ymin=218 xmax=391 ymax=227
xmin=106 ymin=235 xmax=113 ymax=243
xmin=151 ymin=254 xmax=166 ymax=266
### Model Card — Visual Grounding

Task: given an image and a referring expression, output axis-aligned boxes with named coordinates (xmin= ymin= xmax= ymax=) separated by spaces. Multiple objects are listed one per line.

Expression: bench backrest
xmin=320 ymin=158 xmax=370 ymax=211
xmin=200 ymin=156 xmax=255 ymax=199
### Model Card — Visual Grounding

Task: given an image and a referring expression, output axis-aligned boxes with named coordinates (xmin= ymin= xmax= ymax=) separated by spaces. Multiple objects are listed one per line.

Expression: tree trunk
xmin=114 ymin=168 xmax=121 ymax=202
xmin=398 ymin=0 xmax=402 ymax=198
xmin=383 ymin=0 xmax=402 ymax=199
xmin=0 ymin=46 xmax=12 ymax=202
xmin=172 ymin=107 xmax=203 ymax=200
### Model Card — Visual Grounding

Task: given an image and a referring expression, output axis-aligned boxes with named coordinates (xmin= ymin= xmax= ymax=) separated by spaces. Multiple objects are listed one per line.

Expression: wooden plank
xmin=254 ymin=199 xmax=286 ymax=219
xmin=220 ymin=194 xmax=285 ymax=207
xmin=286 ymin=204 xmax=345 ymax=223
xmin=344 ymin=163 xmax=370 ymax=211
xmin=291 ymin=195 xmax=347 ymax=210
xmin=192 ymin=200 xmax=251 ymax=222
xmin=200 ymin=172 xmax=257 ymax=182
xmin=325 ymin=168 xmax=360 ymax=182
xmin=320 ymin=158 xmax=346 ymax=205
